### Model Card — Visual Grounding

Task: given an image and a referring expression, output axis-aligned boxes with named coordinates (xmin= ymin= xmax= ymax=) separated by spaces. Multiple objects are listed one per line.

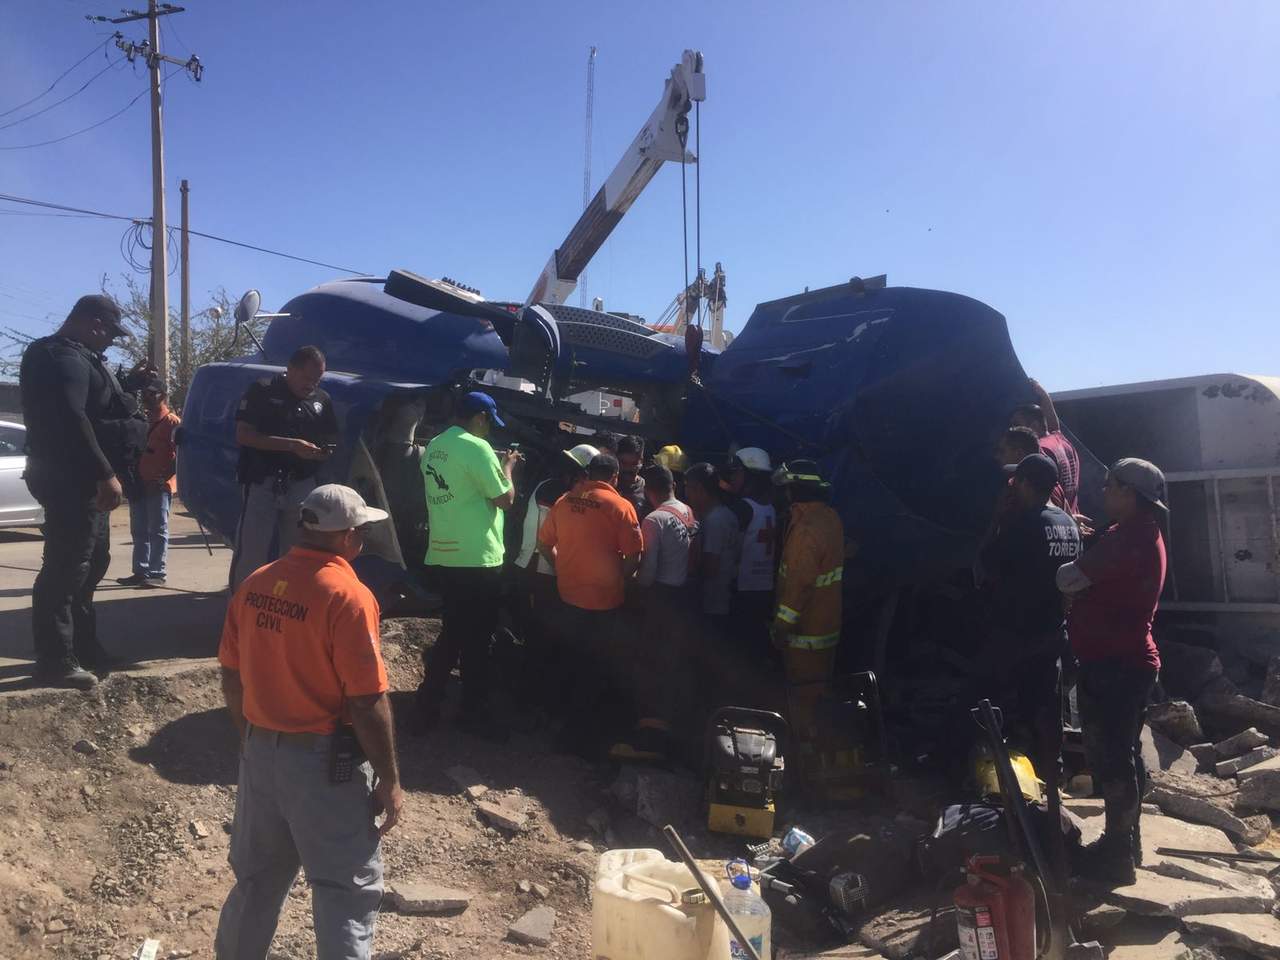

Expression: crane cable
xmin=677 ymin=115 xmax=690 ymax=319
xmin=695 ymin=100 xmax=703 ymax=328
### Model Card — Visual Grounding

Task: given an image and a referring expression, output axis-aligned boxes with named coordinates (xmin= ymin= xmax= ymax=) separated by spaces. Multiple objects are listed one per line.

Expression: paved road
xmin=0 ymin=501 xmax=233 ymax=692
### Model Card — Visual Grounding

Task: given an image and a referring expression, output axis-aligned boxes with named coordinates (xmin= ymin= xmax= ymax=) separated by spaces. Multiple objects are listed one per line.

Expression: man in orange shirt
xmin=117 ymin=375 xmax=180 ymax=588
xmin=216 ymin=484 xmax=403 ymax=960
xmin=537 ymin=452 xmax=643 ymax=754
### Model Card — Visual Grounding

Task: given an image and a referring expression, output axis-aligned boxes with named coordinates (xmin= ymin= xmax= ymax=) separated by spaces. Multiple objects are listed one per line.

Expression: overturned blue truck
xmin=178 ymin=270 xmax=1084 ymax=756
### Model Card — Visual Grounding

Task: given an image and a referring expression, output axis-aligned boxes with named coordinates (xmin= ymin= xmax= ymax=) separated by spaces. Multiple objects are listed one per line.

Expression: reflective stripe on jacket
xmin=774 ymin=500 xmax=844 ymax=650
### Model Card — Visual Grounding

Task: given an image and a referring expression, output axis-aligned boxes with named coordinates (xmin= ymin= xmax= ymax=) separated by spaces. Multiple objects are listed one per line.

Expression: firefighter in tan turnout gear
xmin=770 ymin=459 xmax=845 ymax=770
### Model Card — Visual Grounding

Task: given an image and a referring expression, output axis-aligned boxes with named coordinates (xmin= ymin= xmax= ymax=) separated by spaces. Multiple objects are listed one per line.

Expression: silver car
xmin=0 ymin=420 xmax=44 ymax=529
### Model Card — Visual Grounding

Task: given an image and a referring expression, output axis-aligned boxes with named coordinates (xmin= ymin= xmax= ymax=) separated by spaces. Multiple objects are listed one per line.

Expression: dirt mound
xmin=0 ymin=619 xmax=621 ymax=959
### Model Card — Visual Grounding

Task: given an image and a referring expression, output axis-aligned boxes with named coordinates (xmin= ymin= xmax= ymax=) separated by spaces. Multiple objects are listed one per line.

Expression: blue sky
xmin=1 ymin=1 xmax=1277 ymax=390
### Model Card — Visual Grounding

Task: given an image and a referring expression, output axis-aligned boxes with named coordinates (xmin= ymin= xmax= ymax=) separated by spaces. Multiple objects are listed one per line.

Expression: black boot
xmin=1076 ymin=834 xmax=1136 ymax=886
xmin=33 ymin=660 xmax=98 ymax=691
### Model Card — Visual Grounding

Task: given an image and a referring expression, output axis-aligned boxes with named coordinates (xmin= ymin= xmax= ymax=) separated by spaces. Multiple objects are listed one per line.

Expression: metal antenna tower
xmin=579 ymin=45 xmax=597 ymax=308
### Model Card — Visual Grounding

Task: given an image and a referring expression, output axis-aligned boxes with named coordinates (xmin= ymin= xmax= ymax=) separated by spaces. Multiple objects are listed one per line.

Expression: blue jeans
xmin=129 ymin=488 xmax=172 ymax=578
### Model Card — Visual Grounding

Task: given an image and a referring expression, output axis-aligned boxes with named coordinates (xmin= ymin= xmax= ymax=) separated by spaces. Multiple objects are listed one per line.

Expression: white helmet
xmin=564 ymin=444 xmax=600 ymax=469
xmin=733 ymin=446 xmax=772 ymax=472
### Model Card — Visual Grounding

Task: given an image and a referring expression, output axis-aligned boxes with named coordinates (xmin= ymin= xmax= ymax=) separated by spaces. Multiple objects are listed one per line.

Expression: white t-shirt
xmin=736 ymin=498 xmax=776 ymax=593
xmin=515 ymin=478 xmax=557 ymax=575
xmin=700 ymin=504 xmax=742 ymax=616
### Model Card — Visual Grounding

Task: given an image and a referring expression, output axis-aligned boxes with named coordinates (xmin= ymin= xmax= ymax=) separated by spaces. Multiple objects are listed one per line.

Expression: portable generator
xmin=705 ymin=707 xmax=788 ymax=839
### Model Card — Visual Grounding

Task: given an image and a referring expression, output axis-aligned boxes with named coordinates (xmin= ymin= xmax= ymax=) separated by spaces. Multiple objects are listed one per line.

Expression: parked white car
xmin=0 ymin=420 xmax=44 ymax=529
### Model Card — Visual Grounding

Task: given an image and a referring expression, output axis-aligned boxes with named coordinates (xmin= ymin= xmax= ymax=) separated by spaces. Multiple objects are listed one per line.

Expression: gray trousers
xmin=215 ymin=725 xmax=383 ymax=960
xmin=230 ymin=476 xmax=317 ymax=590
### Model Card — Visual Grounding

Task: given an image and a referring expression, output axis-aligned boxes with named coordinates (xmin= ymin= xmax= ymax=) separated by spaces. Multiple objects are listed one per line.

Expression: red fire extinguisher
xmin=953 ymin=855 xmax=1036 ymax=960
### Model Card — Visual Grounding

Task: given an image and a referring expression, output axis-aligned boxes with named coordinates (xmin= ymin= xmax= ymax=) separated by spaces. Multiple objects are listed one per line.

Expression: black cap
xmin=68 ymin=294 xmax=126 ymax=336
xmin=1008 ymin=453 xmax=1059 ymax=490
xmin=141 ymin=374 xmax=168 ymax=396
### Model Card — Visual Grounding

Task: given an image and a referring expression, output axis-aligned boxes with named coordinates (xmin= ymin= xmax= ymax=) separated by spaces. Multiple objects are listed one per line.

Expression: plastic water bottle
xmin=724 ymin=861 xmax=771 ymax=960
xmin=781 ymin=826 xmax=815 ymax=858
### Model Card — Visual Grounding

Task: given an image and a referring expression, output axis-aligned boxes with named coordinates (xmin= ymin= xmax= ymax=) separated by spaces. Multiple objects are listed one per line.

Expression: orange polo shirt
xmin=218 ymin=545 xmax=388 ymax=734
xmin=538 ymin=480 xmax=643 ymax=611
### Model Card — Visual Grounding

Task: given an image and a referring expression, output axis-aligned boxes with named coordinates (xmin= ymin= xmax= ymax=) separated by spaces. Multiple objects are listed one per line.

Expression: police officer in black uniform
xmin=230 ymin=345 xmax=339 ymax=589
xmin=20 ymin=294 xmax=144 ymax=689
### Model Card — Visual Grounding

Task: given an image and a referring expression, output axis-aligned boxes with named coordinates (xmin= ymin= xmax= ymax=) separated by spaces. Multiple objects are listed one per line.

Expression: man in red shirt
xmin=538 ymin=452 xmax=643 ymax=755
xmin=1012 ymin=378 xmax=1081 ymax=515
xmin=117 ymin=375 xmax=180 ymax=588
xmin=1057 ymin=458 xmax=1167 ymax=885
xmin=216 ymin=484 xmax=402 ymax=960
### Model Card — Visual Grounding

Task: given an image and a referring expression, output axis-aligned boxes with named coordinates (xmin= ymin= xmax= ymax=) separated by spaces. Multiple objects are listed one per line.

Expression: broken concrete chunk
xmin=1213 ymin=727 xmax=1270 ymax=759
xmin=1148 ymin=858 xmax=1276 ymax=900
xmin=475 ymin=799 xmax=527 ymax=832
xmin=1236 ymin=765 xmax=1280 ymax=812
xmin=72 ymin=739 xmax=98 ymax=755
xmin=43 ymin=918 xmax=69 ymax=933
xmin=189 ymin=819 xmax=210 ymax=840
xmin=1102 ymin=868 xmax=1273 ymax=917
xmin=1188 ymin=742 xmax=1218 ymax=766
xmin=1184 ymin=912 xmax=1280 ymax=960
xmin=1140 ymin=726 xmax=1198 ymax=776
xmin=508 ymin=905 xmax=556 ymax=947
xmin=857 ymin=898 xmax=957 ymax=960
xmin=532 ymin=882 xmax=550 ymax=900
xmin=444 ymin=765 xmax=487 ymax=800
xmin=1216 ymin=745 xmax=1278 ymax=778
xmin=1077 ymin=901 xmax=1126 ymax=938
xmin=1147 ymin=774 xmax=1269 ymax=845
xmin=1147 ymin=700 xmax=1204 ymax=746
xmin=385 ymin=881 xmax=471 ymax=915
xmin=516 ymin=879 xmax=532 ymax=894
xmin=1237 ymin=752 xmax=1280 ymax=780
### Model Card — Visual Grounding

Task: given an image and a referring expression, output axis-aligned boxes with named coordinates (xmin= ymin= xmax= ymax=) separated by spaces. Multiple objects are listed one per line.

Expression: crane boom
xmin=579 ymin=46 xmax=597 ymax=308
xmin=527 ymin=49 xmax=705 ymax=307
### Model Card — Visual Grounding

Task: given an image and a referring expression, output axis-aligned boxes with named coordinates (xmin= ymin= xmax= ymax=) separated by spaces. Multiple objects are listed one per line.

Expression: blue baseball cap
xmin=459 ymin=390 xmax=505 ymax=427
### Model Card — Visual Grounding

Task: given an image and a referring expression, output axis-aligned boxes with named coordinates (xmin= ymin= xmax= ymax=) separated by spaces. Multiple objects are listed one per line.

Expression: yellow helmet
xmin=971 ymin=746 xmax=1043 ymax=804
xmin=654 ymin=444 xmax=690 ymax=474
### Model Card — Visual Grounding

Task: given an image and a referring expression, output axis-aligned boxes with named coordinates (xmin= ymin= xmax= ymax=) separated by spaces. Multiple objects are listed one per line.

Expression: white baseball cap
xmin=300 ymin=484 xmax=389 ymax=531
xmin=733 ymin=446 xmax=772 ymax=472
xmin=564 ymin=443 xmax=601 ymax=469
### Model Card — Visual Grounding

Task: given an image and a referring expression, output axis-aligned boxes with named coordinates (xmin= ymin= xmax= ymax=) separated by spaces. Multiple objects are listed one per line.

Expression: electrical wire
xmin=0 ymin=193 xmax=137 ymax=221
xmin=0 ymin=39 xmax=109 ymax=119
xmin=0 ymin=192 xmax=369 ymax=275
xmin=181 ymin=227 xmax=367 ymax=275
xmin=0 ymin=57 xmax=125 ymax=133
xmin=0 ymin=66 xmax=182 ymax=151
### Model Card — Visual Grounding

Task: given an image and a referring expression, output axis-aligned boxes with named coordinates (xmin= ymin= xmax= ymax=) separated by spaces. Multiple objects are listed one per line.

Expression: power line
xmin=0 ymin=191 xmax=369 ymax=275
xmin=0 ymin=67 xmax=182 ymax=151
xmin=0 ymin=56 xmax=126 ymax=133
xmin=0 ymin=39 xmax=109 ymax=119
xmin=180 ymin=227 xmax=367 ymax=275
xmin=0 ymin=192 xmax=138 ymax=221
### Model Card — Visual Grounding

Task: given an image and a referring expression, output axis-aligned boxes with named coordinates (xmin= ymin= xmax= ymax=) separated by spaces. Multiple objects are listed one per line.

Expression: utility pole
xmin=146 ymin=0 xmax=168 ymax=377
xmin=89 ymin=4 xmax=202 ymax=377
xmin=179 ymin=178 xmax=190 ymax=394
xmin=579 ymin=46 xmax=597 ymax=309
